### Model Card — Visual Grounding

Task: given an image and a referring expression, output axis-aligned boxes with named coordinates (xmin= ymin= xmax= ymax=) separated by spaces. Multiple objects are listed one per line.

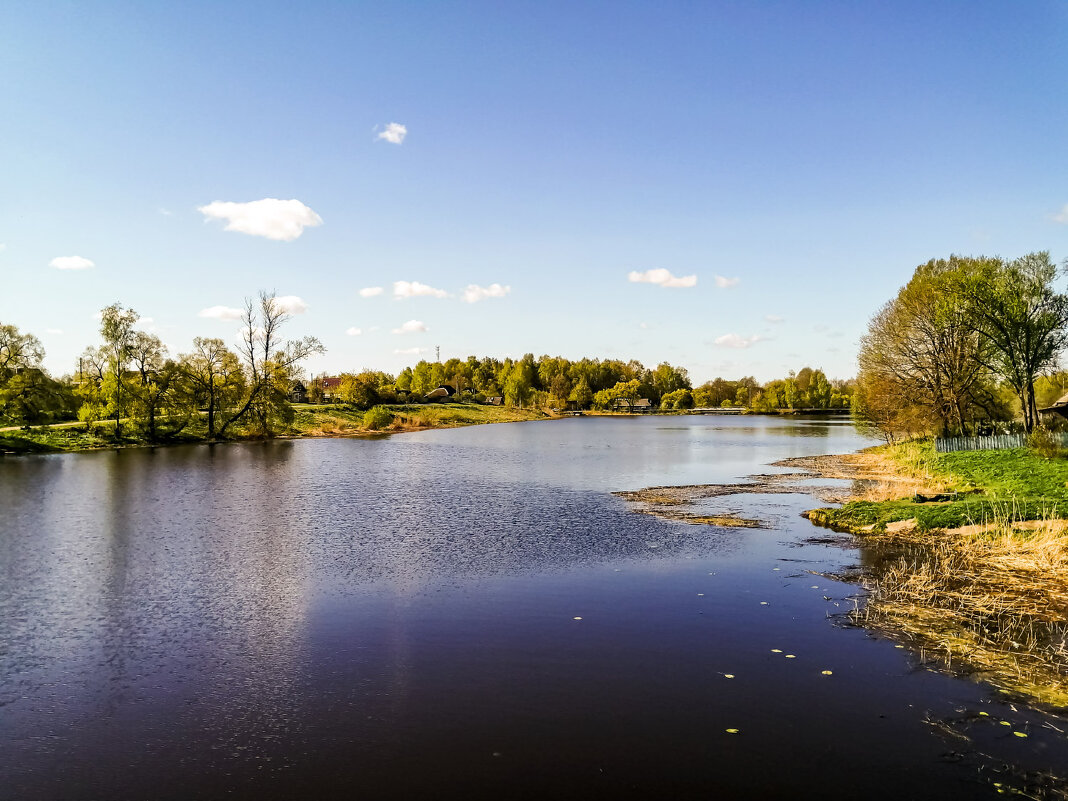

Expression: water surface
xmin=2 ymin=416 xmax=1065 ymax=799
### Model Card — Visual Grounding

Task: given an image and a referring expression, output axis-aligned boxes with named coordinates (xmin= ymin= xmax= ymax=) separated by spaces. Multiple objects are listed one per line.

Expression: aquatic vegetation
xmin=851 ymin=518 xmax=1068 ymax=708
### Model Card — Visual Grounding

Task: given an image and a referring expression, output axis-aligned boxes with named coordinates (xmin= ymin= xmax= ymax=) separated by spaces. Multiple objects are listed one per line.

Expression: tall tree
xmin=955 ymin=252 xmax=1068 ymax=432
xmin=180 ymin=338 xmax=246 ymax=439
xmin=219 ymin=292 xmax=324 ymax=436
xmin=99 ymin=303 xmax=139 ymax=437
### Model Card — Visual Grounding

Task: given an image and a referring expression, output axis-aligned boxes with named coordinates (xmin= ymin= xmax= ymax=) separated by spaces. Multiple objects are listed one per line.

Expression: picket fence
xmin=934 ymin=432 xmax=1064 ymax=453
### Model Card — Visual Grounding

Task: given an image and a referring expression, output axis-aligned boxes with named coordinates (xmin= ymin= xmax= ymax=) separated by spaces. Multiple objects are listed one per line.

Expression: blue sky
xmin=3 ymin=1 xmax=1067 ymax=383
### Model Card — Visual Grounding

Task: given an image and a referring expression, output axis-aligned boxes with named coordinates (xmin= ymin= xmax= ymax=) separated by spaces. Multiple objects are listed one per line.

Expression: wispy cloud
xmin=50 ymin=255 xmax=94 ymax=270
xmin=197 ymin=198 xmax=323 ymax=241
xmin=199 ymin=305 xmax=245 ymax=321
xmin=714 ymin=275 xmax=740 ymax=289
xmin=765 ymin=314 xmax=785 ymax=324
xmin=392 ymin=319 xmax=427 ymax=334
xmin=714 ymin=333 xmax=764 ymax=349
xmin=376 ymin=123 xmax=408 ymax=145
xmin=346 ymin=327 xmax=362 ymax=336
xmin=359 ymin=286 xmax=384 ymax=298
xmin=462 ymin=283 xmax=511 ymax=303
xmin=394 ymin=346 xmax=429 ymax=355
xmin=627 ymin=268 xmax=697 ymax=288
xmin=1052 ymin=204 xmax=1068 ymax=224
xmin=394 ymin=280 xmax=448 ymax=299
xmin=274 ymin=295 xmax=308 ymax=315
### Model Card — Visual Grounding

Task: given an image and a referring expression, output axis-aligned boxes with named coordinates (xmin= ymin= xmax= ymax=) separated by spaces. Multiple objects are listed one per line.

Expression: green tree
xmin=219 ymin=292 xmax=325 ymax=436
xmin=955 ymin=252 xmax=1068 ymax=432
xmin=179 ymin=338 xmax=246 ymax=439
xmin=99 ymin=303 xmax=139 ymax=437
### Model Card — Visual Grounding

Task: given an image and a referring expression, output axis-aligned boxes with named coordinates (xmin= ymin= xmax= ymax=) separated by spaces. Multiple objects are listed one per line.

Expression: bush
xmin=1027 ymin=427 xmax=1062 ymax=460
xmin=363 ymin=406 xmax=394 ymax=431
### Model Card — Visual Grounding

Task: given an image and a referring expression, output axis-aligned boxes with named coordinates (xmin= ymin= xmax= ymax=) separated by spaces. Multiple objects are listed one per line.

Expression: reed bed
xmin=855 ymin=516 xmax=1068 ymax=708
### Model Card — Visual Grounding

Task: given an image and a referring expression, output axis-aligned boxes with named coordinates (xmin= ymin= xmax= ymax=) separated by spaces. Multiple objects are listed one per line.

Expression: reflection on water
xmin=2 ymin=417 xmax=1067 ymax=799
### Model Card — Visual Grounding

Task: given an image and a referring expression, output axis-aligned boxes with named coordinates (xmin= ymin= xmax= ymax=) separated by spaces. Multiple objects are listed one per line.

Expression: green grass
xmin=811 ymin=440 xmax=1068 ymax=532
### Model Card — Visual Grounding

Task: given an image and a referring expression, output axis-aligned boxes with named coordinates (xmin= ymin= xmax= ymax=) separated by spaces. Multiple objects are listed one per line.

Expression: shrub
xmin=363 ymin=406 xmax=394 ymax=431
xmin=1027 ymin=427 xmax=1062 ymax=460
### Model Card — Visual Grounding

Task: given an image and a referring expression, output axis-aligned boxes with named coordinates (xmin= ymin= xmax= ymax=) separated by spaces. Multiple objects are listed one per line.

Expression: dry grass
xmin=855 ymin=517 xmax=1068 ymax=708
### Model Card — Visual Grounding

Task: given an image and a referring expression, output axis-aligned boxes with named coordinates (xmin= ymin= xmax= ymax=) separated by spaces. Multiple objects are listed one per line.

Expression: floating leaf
xmin=725 ymin=728 xmax=739 ymax=734
xmin=979 ymin=712 xmax=989 ymax=717
xmin=821 ymin=670 xmax=833 ymax=675
xmin=785 ymin=654 xmax=796 ymax=659
xmin=760 ymin=602 xmax=769 ymax=606
xmin=697 ymin=593 xmax=705 ymax=597
xmin=771 ymin=649 xmax=783 ymax=653
xmin=723 ymin=674 xmax=735 ymax=679
xmin=573 ymin=617 xmax=583 ymax=621
xmin=1014 ymin=731 xmax=1028 ymax=738
xmin=1000 ymin=721 xmax=1012 ymax=727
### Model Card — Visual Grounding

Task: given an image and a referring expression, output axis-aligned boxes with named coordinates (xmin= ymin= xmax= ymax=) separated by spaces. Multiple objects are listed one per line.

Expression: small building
xmin=321 ymin=376 xmax=344 ymax=403
xmin=615 ymin=398 xmax=654 ymax=413
xmin=290 ymin=380 xmax=308 ymax=403
xmin=485 ymin=396 xmax=504 ymax=406
xmin=425 ymin=385 xmax=457 ymax=401
xmin=1040 ymin=392 xmax=1068 ymax=419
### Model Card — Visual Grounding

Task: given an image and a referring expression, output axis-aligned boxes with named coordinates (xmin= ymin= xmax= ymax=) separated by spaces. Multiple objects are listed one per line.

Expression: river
xmin=1 ymin=416 xmax=1065 ymax=799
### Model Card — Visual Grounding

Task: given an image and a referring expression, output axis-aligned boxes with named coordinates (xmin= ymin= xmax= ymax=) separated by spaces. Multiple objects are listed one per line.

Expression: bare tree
xmin=219 ymin=292 xmax=324 ymax=436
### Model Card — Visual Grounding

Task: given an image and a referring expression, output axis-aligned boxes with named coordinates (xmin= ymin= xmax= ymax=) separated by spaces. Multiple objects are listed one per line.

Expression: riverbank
xmin=804 ymin=442 xmax=1068 ymax=708
xmin=0 ymin=403 xmax=556 ymax=455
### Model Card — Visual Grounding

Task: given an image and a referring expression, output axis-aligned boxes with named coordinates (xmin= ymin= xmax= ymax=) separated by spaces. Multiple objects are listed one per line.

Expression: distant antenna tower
xmin=436 ymin=345 xmax=440 ymax=363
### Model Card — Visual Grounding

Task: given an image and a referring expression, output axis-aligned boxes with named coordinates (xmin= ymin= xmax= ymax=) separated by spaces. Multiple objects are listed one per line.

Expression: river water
xmin=1 ymin=416 xmax=1066 ymax=799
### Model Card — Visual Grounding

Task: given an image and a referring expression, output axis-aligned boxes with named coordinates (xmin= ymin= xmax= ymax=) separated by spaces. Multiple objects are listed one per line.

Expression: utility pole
xmin=435 ymin=345 xmax=440 ymax=363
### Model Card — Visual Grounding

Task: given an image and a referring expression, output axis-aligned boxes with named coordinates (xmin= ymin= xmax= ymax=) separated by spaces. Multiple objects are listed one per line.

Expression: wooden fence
xmin=935 ymin=433 xmax=1031 ymax=453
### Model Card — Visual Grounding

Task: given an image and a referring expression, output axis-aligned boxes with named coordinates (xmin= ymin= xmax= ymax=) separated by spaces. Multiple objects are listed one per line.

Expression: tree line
xmin=854 ymin=252 xmax=1068 ymax=441
xmin=312 ymin=360 xmax=852 ymax=413
xmin=1 ymin=292 xmax=322 ymax=441
xmin=2 ymin=292 xmax=853 ymax=442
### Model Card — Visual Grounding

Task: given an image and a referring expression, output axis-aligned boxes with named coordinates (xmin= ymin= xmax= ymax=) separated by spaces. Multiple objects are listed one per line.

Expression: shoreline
xmin=801 ymin=445 xmax=1068 ymax=709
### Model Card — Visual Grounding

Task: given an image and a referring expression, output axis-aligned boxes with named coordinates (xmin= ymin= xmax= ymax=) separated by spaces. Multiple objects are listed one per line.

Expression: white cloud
xmin=199 ymin=305 xmax=245 ymax=321
xmin=45 ymin=328 xmax=63 ymax=335
xmin=50 ymin=255 xmax=95 ymax=270
xmin=392 ymin=319 xmax=427 ymax=334
xmin=377 ymin=122 xmax=408 ymax=145
xmin=346 ymin=327 xmax=362 ymax=336
xmin=159 ymin=208 xmax=173 ymax=216
xmin=274 ymin=295 xmax=308 ymax=314
xmin=765 ymin=314 xmax=785 ymax=323
xmin=714 ymin=333 xmax=764 ymax=349
xmin=714 ymin=275 xmax=740 ymax=289
xmin=197 ymin=198 xmax=323 ymax=241
xmin=1052 ymin=204 xmax=1068 ymax=224
xmin=359 ymin=286 xmax=384 ymax=298
xmin=0 ymin=243 xmax=6 ymax=251
xmin=393 ymin=280 xmax=448 ymax=299
xmin=639 ymin=322 xmax=648 ymax=329
xmin=627 ymin=268 xmax=697 ymax=288
xmin=461 ymin=283 xmax=511 ymax=303
xmin=394 ymin=347 xmax=429 ymax=355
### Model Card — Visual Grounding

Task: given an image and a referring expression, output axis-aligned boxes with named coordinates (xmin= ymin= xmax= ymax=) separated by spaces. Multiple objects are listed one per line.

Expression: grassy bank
xmin=807 ymin=440 xmax=1068 ymax=533
xmin=0 ymin=403 xmax=554 ymax=455
xmin=807 ymin=441 xmax=1068 ymax=707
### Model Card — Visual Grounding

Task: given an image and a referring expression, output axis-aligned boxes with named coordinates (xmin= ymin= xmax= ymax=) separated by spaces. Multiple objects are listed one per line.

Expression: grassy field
xmin=0 ymin=403 xmax=555 ymax=455
xmin=808 ymin=440 xmax=1068 ymax=533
